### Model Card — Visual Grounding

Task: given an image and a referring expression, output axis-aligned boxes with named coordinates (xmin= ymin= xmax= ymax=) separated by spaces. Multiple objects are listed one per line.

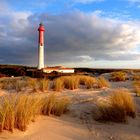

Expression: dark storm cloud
xmin=43 ymin=12 xmax=140 ymax=63
xmin=0 ymin=10 xmax=140 ymax=66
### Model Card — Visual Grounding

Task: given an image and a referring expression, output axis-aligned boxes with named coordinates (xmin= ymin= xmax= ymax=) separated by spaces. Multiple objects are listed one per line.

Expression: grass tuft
xmin=132 ymin=74 xmax=140 ymax=81
xmin=63 ymin=76 xmax=80 ymax=90
xmin=0 ymin=78 xmax=27 ymax=92
xmin=110 ymin=71 xmax=127 ymax=81
xmin=97 ymin=76 xmax=110 ymax=88
xmin=96 ymin=89 xmax=136 ymax=122
xmin=38 ymin=79 xmax=49 ymax=92
xmin=27 ymin=78 xmax=49 ymax=92
xmin=53 ymin=78 xmax=65 ymax=91
xmin=27 ymin=78 xmax=38 ymax=92
xmin=53 ymin=76 xmax=80 ymax=91
xmin=79 ymin=75 xmax=97 ymax=89
xmin=133 ymin=81 xmax=140 ymax=96
xmin=0 ymin=94 xmax=70 ymax=132
xmin=41 ymin=94 xmax=70 ymax=116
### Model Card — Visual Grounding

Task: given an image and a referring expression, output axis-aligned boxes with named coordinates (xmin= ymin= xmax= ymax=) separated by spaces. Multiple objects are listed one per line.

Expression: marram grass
xmin=0 ymin=94 xmax=70 ymax=132
xmin=133 ymin=81 xmax=140 ymax=96
xmin=53 ymin=75 xmax=104 ymax=91
xmin=0 ymin=75 xmax=111 ymax=92
xmin=96 ymin=89 xmax=136 ymax=122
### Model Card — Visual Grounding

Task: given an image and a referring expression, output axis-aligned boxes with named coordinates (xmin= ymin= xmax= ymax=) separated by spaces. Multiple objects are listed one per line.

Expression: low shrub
xmin=0 ymin=73 xmax=7 ymax=78
xmin=79 ymin=75 xmax=97 ymax=89
xmin=110 ymin=71 xmax=127 ymax=81
xmin=132 ymin=74 xmax=140 ymax=81
xmin=27 ymin=78 xmax=38 ymax=92
xmin=97 ymin=76 xmax=110 ymax=88
xmin=96 ymin=89 xmax=136 ymax=122
xmin=133 ymin=81 xmax=140 ymax=96
xmin=38 ymin=79 xmax=49 ymax=92
xmin=53 ymin=78 xmax=64 ymax=91
xmin=27 ymin=78 xmax=49 ymax=92
xmin=53 ymin=76 xmax=80 ymax=91
xmin=0 ymin=78 xmax=27 ymax=92
xmin=63 ymin=76 xmax=80 ymax=90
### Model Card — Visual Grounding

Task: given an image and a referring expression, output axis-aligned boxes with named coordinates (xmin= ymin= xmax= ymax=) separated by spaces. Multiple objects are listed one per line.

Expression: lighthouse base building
xmin=43 ymin=66 xmax=74 ymax=73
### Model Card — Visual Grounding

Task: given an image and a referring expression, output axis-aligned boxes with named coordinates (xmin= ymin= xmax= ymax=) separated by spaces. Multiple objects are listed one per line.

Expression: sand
xmin=0 ymin=79 xmax=140 ymax=140
xmin=0 ymin=116 xmax=89 ymax=140
xmin=0 ymin=115 xmax=139 ymax=140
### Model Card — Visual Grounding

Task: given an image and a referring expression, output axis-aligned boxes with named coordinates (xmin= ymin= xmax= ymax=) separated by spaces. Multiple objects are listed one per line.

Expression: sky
xmin=0 ymin=0 xmax=140 ymax=68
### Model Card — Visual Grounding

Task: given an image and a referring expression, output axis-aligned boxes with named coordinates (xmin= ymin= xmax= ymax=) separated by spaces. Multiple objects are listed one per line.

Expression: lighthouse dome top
xmin=38 ymin=23 xmax=45 ymax=31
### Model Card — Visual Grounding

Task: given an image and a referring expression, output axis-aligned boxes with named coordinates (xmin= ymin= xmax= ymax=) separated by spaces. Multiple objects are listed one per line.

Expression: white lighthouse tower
xmin=38 ymin=23 xmax=45 ymax=69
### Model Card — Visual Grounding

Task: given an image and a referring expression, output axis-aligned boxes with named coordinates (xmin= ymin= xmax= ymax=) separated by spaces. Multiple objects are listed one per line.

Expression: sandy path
xmin=0 ymin=115 xmax=139 ymax=140
xmin=0 ymin=116 xmax=91 ymax=140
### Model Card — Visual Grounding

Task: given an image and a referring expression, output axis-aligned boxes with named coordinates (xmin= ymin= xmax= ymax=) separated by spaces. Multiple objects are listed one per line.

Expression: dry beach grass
xmin=0 ymin=75 xmax=110 ymax=93
xmin=133 ymin=80 xmax=140 ymax=96
xmin=0 ymin=74 xmax=139 ymax=140
xmin=0 ymin=94 xmax=70 ymax=132
xmin=110 ymin=71 xmax=127 ymax=81
xmin=53 ymin=75 xmax=110 ymax=91
xmin=96 ymin=89 xmax=136 ymax=122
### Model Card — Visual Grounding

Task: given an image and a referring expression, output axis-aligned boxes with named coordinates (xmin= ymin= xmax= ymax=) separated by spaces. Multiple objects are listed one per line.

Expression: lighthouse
xmin=38 ymin=23 xmax=45 ymax=69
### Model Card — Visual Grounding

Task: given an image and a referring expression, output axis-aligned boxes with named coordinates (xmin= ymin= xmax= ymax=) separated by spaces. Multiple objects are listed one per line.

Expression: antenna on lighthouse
xmin=38 ymin=22 xmax=45 ymax=69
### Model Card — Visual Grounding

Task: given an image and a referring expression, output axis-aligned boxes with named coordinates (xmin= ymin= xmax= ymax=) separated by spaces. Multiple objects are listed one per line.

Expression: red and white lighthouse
xmin=38 ymin=23 xmax=45 ymax=69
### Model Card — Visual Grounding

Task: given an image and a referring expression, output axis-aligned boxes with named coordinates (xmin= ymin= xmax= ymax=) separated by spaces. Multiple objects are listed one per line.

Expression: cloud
xmin=44 ymin=12 xmax=140 ymax=61
xmin=127 ymin=0 xmax=140 ymax=2
xmin=0 ymin=8 xmax=140 ymax=67
xmin=126 ymin=0 xmax=140 ymax=7
xmin=74 ymin=0 xmax=104 ymax=4
xmin=75 ymin=55 xmax=93 ymax=62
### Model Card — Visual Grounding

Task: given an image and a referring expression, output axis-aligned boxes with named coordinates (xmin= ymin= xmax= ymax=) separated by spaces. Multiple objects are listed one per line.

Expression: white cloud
xmin=74 ymin=0 xmax=104 ymax=3
xmin=0 ymin=1 xmax=31 ymax=28
xmin=126 ymin=0 xmax=140 ymax=7
xmin=127 ymin=0 xmax=140 ymax=2
xmin=0 ymin=8 xmax=140 ymax=67
xmin=76 ymin=55 xmax=93 ymax=62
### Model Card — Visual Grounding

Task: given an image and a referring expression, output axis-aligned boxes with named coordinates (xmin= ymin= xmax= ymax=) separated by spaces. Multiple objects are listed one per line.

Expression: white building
xmin=43 ymin=66 xmax=74 ymax=73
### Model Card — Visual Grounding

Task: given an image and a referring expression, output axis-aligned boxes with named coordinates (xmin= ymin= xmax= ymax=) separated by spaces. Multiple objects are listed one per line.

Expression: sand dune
xmin=0 ymin=108 xmax=139 ymax=140
xmin=0 ymin=78 xmax=139 ymax=140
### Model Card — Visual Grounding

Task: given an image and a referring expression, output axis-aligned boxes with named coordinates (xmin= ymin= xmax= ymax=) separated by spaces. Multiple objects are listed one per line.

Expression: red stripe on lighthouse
xmin=38 ymin=23 xmax=45 ymax=46
xmin=39 ymin=32 xmax=43 ymax=46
